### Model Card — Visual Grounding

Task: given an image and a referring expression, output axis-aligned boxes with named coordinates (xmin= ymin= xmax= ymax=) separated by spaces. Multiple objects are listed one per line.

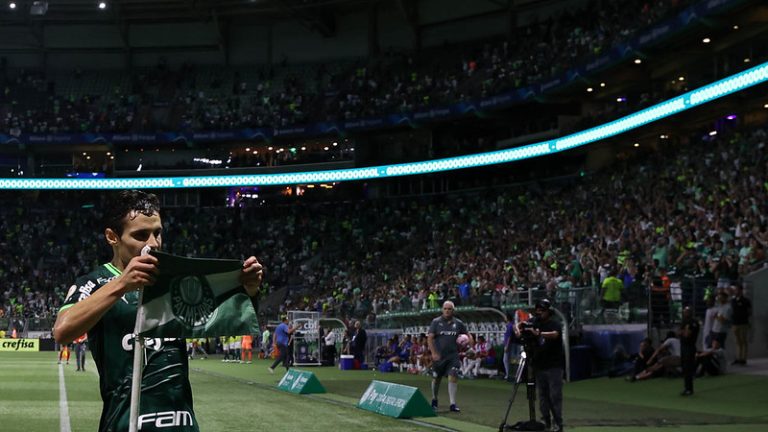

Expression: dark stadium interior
xmin=1 ymin=1 xmax=768 ymax=431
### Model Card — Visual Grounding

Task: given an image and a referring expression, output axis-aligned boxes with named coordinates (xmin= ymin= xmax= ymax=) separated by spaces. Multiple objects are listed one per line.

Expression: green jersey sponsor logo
xmin=138 ymin=411 xmax=194 ymax=430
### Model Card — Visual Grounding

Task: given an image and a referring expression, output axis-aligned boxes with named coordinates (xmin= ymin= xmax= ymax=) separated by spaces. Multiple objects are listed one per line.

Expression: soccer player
xmin=74 ymin=334 xmax=88 ymax=371
xmin=189 ymin=339 xmax=207 ymax=360
xmin=242 ymin=334 xmax=253 ymax=363
xmin=260 ymin=325 xmax=271 ymax=359
xmin=221 ymin=336 xmax=231 ymax=362
xmin=428 ymin=300 xmax=472 ymax=413
xmin=53 ymin=190 xmax=263 ymax=432
xmin=58 ymin=342 xmax=71 ymax=365
xmin=229 ymin=336 xmax=239 ymax=363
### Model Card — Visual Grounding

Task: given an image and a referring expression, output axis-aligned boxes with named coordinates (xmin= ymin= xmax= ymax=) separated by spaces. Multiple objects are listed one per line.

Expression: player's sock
xmin=431 ymin=378 xmax=441 ymax=401
xmin=448 ymin=381 xmax=457 ymax=405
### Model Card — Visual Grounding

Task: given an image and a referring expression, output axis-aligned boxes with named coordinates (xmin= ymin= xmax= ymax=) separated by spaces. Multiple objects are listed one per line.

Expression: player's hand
xmin=241 ymin=256 xmax=264 ymax=297
xmin=119 ymin=254 xmax=158 ymax=293
xmin=432 ymin=352 xmax=441 ymax=362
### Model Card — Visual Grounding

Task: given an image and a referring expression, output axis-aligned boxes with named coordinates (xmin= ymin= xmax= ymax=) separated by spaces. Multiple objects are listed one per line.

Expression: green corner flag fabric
xmin=137 ymin=251 xmax=259 ymax=338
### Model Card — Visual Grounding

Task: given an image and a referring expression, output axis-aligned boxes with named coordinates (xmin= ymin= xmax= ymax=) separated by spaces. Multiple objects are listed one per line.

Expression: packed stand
xmin=2 ymin=121 xmax=765 ymax=335
xmin=0 ymin=0 xmax=690 ymax=136
xmin=273 ymin=123 xmax=767 ymax=322
xmin=0 ymin=69 xmax=156 ymax=136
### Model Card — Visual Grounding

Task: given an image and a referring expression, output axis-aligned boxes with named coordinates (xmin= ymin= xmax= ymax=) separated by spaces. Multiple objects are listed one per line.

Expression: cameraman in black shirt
xmin=516 ymin=299 xmax=565 ymax=432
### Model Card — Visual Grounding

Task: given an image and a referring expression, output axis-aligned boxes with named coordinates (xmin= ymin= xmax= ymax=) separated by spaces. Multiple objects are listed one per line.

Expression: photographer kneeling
xmin=516 ymin=299 xmax=564 ymax=432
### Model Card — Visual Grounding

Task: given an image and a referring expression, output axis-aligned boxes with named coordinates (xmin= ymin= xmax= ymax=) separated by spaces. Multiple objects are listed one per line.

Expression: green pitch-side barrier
xmin=357 ymin=380 xmax=436 ymax=418
xmin=276 ymin=369 xmax=326 ymax=394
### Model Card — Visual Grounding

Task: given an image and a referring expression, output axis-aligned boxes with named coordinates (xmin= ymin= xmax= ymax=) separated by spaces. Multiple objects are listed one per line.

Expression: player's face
xmin=442 ymin=304 xmax=454 ymax=319
xmin=115 ymin=211 xmax=163 ymax=265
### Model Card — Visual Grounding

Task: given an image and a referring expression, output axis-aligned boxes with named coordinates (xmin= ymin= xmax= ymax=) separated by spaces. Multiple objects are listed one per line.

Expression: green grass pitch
xmin=2 ymin=352 xmax=767 ymax=431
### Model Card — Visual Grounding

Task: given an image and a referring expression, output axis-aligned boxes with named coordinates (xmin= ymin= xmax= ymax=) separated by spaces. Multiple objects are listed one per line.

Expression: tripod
xmin=498 ymin=350 xmax=546 ymax=432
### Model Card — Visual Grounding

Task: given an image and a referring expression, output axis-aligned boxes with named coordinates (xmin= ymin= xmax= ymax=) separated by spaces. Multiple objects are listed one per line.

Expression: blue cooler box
xmin=339 ymin=354 xmax=355 ymax=370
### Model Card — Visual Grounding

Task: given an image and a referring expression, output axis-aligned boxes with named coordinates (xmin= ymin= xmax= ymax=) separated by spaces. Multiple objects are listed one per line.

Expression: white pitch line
xmin=58 ymin=363 xmax=72 ymax=432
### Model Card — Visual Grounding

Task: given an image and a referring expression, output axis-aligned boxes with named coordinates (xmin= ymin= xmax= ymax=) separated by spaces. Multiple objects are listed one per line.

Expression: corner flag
xmin=136 ymin=250 xmax=259 ymax=338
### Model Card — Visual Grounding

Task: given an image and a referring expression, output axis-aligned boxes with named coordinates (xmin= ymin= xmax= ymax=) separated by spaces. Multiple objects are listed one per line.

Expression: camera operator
xmin=515 ymin=299 xmax=564 ymax=432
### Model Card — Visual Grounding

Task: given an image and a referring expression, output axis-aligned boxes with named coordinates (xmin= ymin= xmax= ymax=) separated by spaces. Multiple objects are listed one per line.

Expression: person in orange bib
xmin=242 ymin=335 xmax=254 ymax=364
xmin=58 ymin=342 xmax=71 ymax=365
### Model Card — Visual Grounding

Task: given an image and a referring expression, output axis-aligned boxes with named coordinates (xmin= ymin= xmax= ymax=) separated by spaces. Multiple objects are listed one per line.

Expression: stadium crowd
xmin=273 ymin=123 xmax=767 ymax=322
xmin=0 ymin=0 xmax=689 ymax=136
xmin=1 ymin=121 xmax=765 ymax=332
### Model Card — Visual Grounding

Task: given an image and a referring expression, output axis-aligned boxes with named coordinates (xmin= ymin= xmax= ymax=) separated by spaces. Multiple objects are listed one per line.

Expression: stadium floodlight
xmin=702 ymin=37 xmax=711 ymax=44
xmin=98 ymin=1 xmax=107 ymax=10
xmin=3 ymin=60 xmax=768 ymax=190
xmin=9 ymin=2 xmax=16 ymax=10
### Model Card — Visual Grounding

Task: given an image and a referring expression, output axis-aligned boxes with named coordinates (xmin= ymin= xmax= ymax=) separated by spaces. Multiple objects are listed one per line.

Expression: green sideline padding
xmin=357 ymin=380 xmax=436 ymax=418
xmin=276 ymin=369 xmax=326 ymax=394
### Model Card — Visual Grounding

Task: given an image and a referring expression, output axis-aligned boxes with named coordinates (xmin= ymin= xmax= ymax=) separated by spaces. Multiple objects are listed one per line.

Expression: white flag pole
xmin=128 ymin=246 xmax=151 ymax=432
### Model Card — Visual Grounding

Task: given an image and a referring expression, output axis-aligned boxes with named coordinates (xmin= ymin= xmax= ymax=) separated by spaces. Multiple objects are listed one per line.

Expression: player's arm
xmin=428 ymin=333 xmax=440 ymax=361
xmin=287 ymin=323 xmax=301 ymax=334
xmin=53 ymin=255 xmax=158 ymax=345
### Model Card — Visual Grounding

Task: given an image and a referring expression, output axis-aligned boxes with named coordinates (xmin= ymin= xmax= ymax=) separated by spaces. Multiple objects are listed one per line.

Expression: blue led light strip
xmin=2 ymin=61 xmax=768 ymax=190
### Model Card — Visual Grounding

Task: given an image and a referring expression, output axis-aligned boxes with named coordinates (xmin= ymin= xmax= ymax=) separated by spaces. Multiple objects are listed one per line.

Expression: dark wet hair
xmin=103 ymin=190 xmax=160 ymax=235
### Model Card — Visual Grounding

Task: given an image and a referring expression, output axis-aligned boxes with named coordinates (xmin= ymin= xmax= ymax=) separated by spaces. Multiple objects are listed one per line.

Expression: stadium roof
xmin=0 ymin=0 xmax=370 ymax=29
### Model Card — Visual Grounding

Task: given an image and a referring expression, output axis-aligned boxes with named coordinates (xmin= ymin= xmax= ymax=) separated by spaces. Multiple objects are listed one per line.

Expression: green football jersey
xmin=60 ymin=263 xmax=199 ymax=432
